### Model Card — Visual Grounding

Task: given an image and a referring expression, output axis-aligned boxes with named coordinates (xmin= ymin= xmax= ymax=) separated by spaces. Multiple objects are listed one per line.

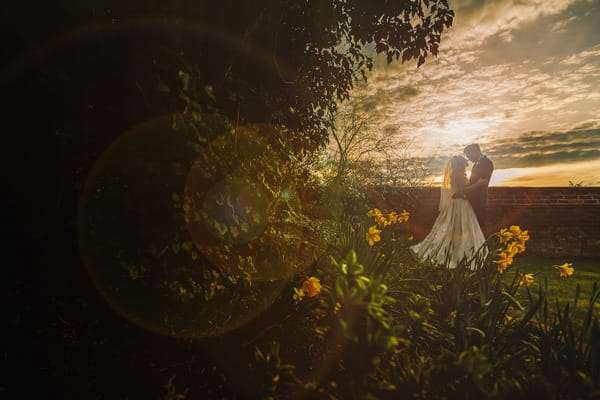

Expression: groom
xmin=463 ymin=143 xmax=494 ymax=236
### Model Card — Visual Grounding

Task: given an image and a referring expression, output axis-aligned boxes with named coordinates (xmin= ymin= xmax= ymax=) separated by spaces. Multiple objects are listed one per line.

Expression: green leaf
xmin=465 ymin=327 xmax=486 ymax=339
xmin=502 ymin=289 xmax=525 ymax=311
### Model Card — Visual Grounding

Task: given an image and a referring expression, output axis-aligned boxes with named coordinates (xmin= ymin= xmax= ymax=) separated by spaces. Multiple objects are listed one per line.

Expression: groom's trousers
xmin=472 ymin=206 xmax=487 ymax=237
xmin=467 ymin=188 xmax=488 ymax=237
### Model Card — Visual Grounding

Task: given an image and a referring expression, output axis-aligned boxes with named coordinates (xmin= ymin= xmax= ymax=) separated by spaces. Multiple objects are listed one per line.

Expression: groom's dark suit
xmin=467 ymin=155 xmax=494 ymax=235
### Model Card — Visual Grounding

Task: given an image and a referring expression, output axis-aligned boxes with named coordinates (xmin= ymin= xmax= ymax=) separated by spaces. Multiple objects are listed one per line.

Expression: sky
xmin=351 ymin=0 xmax=600 ymax=186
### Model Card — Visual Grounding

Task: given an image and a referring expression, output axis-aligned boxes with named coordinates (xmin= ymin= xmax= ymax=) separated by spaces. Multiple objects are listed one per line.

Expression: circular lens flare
xmin=78 ymin=114 xmax=286 ymax=339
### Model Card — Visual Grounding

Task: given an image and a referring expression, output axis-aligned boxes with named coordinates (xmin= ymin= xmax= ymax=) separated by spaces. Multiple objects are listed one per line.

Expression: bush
xmin=255 ymin=215 xmax=600 ymax=400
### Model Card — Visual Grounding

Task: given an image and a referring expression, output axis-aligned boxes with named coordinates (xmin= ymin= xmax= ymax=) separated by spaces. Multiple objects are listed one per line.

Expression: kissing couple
xmin=410 ymin=144 xmax=494 ymax=269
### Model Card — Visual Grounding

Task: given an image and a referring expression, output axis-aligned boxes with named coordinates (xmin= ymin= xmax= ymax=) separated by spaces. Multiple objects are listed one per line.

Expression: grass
xmin=506 ymin=255 xmax=600 ymax=320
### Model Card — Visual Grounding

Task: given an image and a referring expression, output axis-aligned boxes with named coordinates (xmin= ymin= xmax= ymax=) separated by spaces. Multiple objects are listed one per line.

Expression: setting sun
xmin=432 ymin=118 xmax=494 ymax=146
xmin=353 ymin=0 xmax=600 ymax=187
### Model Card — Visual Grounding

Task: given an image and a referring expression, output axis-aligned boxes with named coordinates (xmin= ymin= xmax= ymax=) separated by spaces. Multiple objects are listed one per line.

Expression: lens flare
xmin=2 ymin=16 xmax=293 ymax=87
xmin=183 ymin=121 xmax=314 ymax=281
xmin=78 ymin=114 xmax=286 ymax=339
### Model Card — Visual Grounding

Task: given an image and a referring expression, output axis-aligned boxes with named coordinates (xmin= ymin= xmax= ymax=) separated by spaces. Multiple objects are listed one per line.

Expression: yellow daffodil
xmin=387 ymin=212 xmax=398 ymax=224
xmin=506 ymin=242 xmax=518 ymax=257
xmin=496 ymin=261 xmax=510 ymax=273
xmin=399 ymin=210 xmax=410 ymax=222
xmin=368 ymin=208 xmax=408 ymax=227
xmin=516 ymin=230 xmax=530 ymax=245
xmin=367 ymin=208 xmax=382 ymax=218
xmin=368 ymin=208 xmax=391 ymax=227
xmin=509 ymin=225 xmax=522 ymax=235
xmin=301 ymin=277 xmax=322 ymax=297
xmin=514 ymin=242 xmax=526 ymax=254
xmin=366 ymin=225 xmax=382 ymax=246
xmin=494 ymin=250 xmax=513 ymax=273
xmin=497 ymin=250 xmax=514 ymax=265
xmin=507 ymin=241 xmax=526 ymax=256
xmin=376 ymin=215 xmax=389 ymax=227
xmin=498 ymin=228 xmax=513 ymax=244
xmin=519 ymin=273 xmax=534 ymax=286
xmin=555 ymin=262 xmax=574 ymax=278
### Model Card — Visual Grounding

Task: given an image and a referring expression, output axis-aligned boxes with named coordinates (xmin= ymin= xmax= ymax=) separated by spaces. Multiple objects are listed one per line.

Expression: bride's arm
xmin=463 ymin=177 xmax=489 ymax=194
xmin=452 ymin=176 xmax=467 ymax=198
xmin=452 ymin=176 xmax=488 ymax=198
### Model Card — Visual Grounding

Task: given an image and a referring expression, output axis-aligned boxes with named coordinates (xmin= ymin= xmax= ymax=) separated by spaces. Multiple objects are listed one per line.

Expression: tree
xmin=4 ymin=0 xmax=455 ymax=351
xmin=311 ymin=92 xmax=432 ymax=219
xmin=5 ymin=0 xmax=454 ymax=165
xmin=171 ymin=0 xmax=455 ymax=152
xmin=324 ymin=100 xmax=390 ymax=180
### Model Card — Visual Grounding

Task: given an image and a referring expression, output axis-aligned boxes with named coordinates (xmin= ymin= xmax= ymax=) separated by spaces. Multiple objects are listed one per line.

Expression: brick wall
xmin=373 ymin=187 xmax=600 ymax=258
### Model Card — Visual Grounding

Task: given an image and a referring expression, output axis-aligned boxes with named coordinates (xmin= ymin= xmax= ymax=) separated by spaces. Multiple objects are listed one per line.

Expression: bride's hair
xmin=442 ymin=155 xmax=467 ymax=189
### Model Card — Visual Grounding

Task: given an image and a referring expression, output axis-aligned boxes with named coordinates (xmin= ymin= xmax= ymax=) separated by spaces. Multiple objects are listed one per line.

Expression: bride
xmin=410 ymin=155 xmax=488 ymax=269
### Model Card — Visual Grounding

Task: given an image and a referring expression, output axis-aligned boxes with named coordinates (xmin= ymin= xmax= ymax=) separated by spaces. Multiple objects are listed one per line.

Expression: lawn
xmin=507 ymin=255 xmax=600 ymax=319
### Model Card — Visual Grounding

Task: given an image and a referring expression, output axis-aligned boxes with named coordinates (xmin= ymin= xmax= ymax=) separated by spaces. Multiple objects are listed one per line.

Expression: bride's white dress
xmin=410 ymin=185 xmax=487 ymax=269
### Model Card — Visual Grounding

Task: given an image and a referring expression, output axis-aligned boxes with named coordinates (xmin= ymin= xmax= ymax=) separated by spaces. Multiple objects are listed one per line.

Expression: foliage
xmin=7 ymin=0 xmax=454 ymax=153
xmin=507 ymin=256 xmax=600 ymax=321
xmin=161 ymin=111 xmax=323 ymax=296
xmin=161 ymin=0 xmax=455 ymax=153
xmin=251 ymin=341 xmax=299 ymax=397
xmin=523 ymin=281 xmax=600 ymax=398
xmin=322 ymin=208 xmax=411 ymax=280
xmin=329 ymin=250 xmax=400 ymax=352
xmin=23 ymin=3 xmax=600 ymax=396
xmin=313 ymin=96 xmax=434 ymax=220
xmin=321 ymin=97 xmax=403 ymax=181
xmin=320 ymin=95 xmax=433 ymax=187
xmin=236 ymin=220 xmax=600 ymax=400
xmin=160 ymin=375 xmax=188 ymax=400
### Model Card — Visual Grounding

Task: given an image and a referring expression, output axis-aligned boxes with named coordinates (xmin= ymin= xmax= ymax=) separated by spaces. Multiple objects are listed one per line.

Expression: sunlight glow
xmin=490 ymin=159 xmax=600 ymax=187
xmin=430 ymin=159 xmax=600 ymax=187
xmin=418 ymin=117 xmax=499 ymax=152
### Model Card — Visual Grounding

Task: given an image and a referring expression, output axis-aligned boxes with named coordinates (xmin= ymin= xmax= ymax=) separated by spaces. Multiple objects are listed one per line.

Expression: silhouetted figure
xmin=463 ymin=143 xmax=494 ymax=236
xmin=410 ymin=156 xmax=488 ymax=269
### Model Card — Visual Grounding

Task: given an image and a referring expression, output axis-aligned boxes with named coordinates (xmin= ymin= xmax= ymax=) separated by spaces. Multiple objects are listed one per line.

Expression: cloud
xmin=360 ymin=43 xmax=600 ymax=153
xmin=342 ymin=0 xmax=600 ymax=186
xmin=352 ymin=84 xmax=420 ymax=115
xmin=484 ymin=126 xmax=600 ymax=168
xmin=399 ymin=123 xmax=600 ymax=183
xmin=388 ymin=85 xmax=420 ymax=102
xmin=571 ymin=119 xmax=600 ymax=130
xmin=446 ymin=0 xmax=579 ymax=49
xmin=559 ymin=44 xmax=600 ymax=65
xmin=551 ymin=15 xmax=578 ymax=32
